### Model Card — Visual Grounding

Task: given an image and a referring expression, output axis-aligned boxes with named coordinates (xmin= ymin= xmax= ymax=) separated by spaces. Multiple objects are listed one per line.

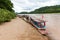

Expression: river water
xmin=32 ymin=14 xmax=60 ymax=40
xmin=19 ymin=14 xmax=60 ymax=40
xmin=44 ymin=14 xmax=60 ymax=40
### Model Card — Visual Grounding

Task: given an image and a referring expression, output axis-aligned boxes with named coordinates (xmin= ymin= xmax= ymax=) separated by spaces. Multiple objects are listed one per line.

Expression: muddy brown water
xmin=19 ymin=14 xmax=60 ymax=40
xmin=45 ymin=14 xmax=60 ymax=40
xmin=28 ymin=14 xmax=60 ymax=40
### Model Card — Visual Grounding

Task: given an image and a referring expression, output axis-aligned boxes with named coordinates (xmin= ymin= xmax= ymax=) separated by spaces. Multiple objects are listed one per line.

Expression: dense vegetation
xmin=19 ymin=5 xmax=60 ymax=14
xmin=0 ymin=0 xmax=16 ymax=24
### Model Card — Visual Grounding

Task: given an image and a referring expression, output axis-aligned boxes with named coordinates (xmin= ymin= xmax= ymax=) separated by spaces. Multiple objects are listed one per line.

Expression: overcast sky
xmin=11 ymin=0 xmax=60 ymax=12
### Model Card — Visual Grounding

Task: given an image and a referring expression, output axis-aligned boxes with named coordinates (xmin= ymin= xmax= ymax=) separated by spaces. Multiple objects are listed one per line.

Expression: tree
xmin=0 ymin=0 xmax=16 ymax=24
xmin=0 ymin=0 xmax=14 ymax=12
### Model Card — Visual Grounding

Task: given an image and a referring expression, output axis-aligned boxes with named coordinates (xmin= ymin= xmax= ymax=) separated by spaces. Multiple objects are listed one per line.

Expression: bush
xmin=0 ymin=8 xmax=16 ymax=23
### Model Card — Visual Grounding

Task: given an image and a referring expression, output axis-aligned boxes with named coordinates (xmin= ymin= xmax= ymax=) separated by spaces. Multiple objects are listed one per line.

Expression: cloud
xmin=11 ymin=0 xmax=60 ymax=12
xmin=28 ymin=0 xmax=49 ymax=3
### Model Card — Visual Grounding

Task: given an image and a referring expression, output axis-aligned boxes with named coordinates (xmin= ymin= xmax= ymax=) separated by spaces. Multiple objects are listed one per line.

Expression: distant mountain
xmin=18 ymin=12 xmax=29 ymax=14
xmin=30 ymin=5 xmax=60 ymax=13
xmin=18 ymin=5 xmax=60 ymax=14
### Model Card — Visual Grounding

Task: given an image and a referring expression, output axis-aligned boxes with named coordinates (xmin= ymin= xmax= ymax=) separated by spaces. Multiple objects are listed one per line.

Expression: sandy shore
xmin=0 ymin=17 xmax=48 ymax=40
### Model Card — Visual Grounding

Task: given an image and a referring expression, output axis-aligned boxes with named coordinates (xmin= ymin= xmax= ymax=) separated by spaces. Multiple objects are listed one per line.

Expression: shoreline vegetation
xmin=18 ymin=5 xmax=60 ymax=14
xmin=0 ymin=0 xmax=16 ymax=24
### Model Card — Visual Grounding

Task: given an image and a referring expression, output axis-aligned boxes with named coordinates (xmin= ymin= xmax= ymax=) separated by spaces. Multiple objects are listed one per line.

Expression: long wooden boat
xmin=18 ymin=14 xmax=48 ymax=35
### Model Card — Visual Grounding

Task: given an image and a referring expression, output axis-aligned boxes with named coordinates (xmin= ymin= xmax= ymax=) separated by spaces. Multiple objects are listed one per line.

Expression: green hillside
xmin=18 ymin=5 xmax=60 ymax=14
xmin=30 ymin=5 xmax=60 ymax=13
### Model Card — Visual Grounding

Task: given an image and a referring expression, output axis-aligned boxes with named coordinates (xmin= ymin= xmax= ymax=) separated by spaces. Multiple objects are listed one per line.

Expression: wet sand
xmin=0 ymin=17 xmax=47 ymax=40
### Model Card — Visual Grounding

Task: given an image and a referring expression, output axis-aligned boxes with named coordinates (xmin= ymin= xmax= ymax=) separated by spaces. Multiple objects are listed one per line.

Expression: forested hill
xmin=30 ymin=5 xmax=60 ymax=13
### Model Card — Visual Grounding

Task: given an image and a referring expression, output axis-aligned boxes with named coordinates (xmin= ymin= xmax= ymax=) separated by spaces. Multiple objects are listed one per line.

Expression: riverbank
xmin=0 ymin=17 xmax=48 ymax=40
